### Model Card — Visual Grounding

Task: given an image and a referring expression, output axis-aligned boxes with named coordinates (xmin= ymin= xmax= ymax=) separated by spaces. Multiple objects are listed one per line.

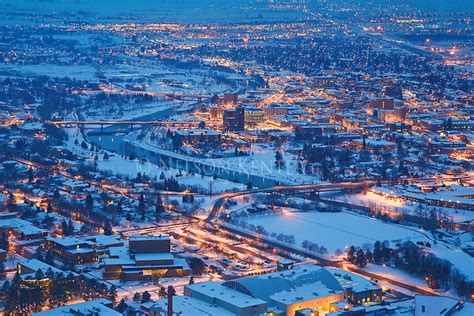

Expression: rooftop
xmin=31 ymin=299 xmax=119 ymax=316
xmin=148 ymin=296 xmax=235 ymax=316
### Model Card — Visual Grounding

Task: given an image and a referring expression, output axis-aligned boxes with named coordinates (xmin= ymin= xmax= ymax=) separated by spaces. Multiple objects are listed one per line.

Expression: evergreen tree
xmin=28 ymin=167 xmax=34 ymax=182
xmin=0 ymin=232 xmax=9 ymax=251
xmin=159 ymin=286 xmax=167 ymax=298
xmin=138 ymin=194 xmax=146 ymax=221
xmin=0 ymin=261 xmax=6 ymax=279
xmin=155 ymin=195 xmax=165 ymax=221
xmin=355 ymin=249 xmax=367 ymax=267
xmin=373 ymin=241 xmax=382 ymax=263
xmin=141 ymin=290 xmax=151 ymax=303
xmin=274 ymin=150 xmax=285 ymax=169
xmin=116 ymin=298 xmax=128 ymax=313
xmin=85 ymin=194 xmax=94 ymax=211
xmin=365 ymin=249 xmax=373 ymax=263
xmin=133 ymin=292 xmax=141 ymax=302
xmin=45 ymin=250 xmax=54 ymax=265
xmin=347 ymin=246 xmax=356 ymax=263
xmin=108 ymin=285 xmax=118 ymax=303
xmin=103 ymin=222 xmax=113 ymax=235
xmin=53 ymin=189 xmax=60 ymax=200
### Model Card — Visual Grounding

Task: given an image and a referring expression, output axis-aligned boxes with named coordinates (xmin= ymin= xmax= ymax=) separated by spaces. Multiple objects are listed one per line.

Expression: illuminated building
xmin=44 ymin=236 xmax=98 ymax=265
xmin=243 ymin=107 xmax=264 ymax=128
xmin=102 ymin=235 xmax=190 ymax=281
xmin=181 ymin=265 xmax=381 ymax=316
xmin=175 ymin=129 xmax=222 ymax=144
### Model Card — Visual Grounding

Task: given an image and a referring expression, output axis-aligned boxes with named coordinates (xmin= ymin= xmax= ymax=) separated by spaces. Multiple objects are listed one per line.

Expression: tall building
xmin=243 ymin=107 xmax=264 ymax=128
xmin=369 ymin=98 xmax=395 ymax=110
xmin=223 ymin=108 xmax=245 ymax=132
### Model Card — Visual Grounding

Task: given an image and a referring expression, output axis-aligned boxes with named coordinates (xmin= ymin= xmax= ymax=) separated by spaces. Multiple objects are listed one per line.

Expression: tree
xmin=35 ymin=269 xmax=44 ymax=280
xmin=158 ymin=286 xmax=167 ymax=298
xmin=103 ymin=222 xmax=113 ymax=235
xmin=0 ymin=232 xmax=9 ymax=251
xmin=85 ymin=194 xmax=94 ymax=211
xmin=45 ymin=250 xmax=54 ymax=265
xmin=365 ymin=249 xmax=373 ymax=263
xmin=0 ymin=262 xmax=6 ymax=279
xmin=155 ymin=195 xmax=165 ymax=222
xmin=198 ymin=121 xmax=206 ymax=129
xmin=116 ymin=298 xmax=128 ymax=313
xmin=301 ymin=240 xmax=310 ymax=250
xmin=28 ymin=167 xmax=34 ymax=182
xmin=274 ymin=150 xmax=285 ymax=169
xmin=318 ymin=246 xmax=328 ymax=256
xmin=53 ymin=189 xmax=60 ymax=200
xmin=141 ymin=291 xmax=151 ymax=303
xmin=133 ymin=292 xmax=141 ymax=302
xmin=188 ymin=257 xmax=205 ymax=276
xmin=61 ymin=220 xmax=74 ymax=236
xmin=347 ymin=246 xmax=356 ymax=264
xmin=355 ymin=249 xmax=367 ymax=267
xmin=381 ymin=241 xmax=392 ymax=263
xmin=138 ymin=194 xmax=146 ymax=221
xmin=246 ymin=181 xmax=253 ymax=190
xmin=108 ymin=285 xmax=118 ymax=303
xmin=373 ymin=241 xmax=382 ymax=263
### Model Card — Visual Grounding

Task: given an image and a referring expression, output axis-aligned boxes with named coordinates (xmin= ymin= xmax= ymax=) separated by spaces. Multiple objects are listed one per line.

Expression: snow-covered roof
xmin=18 ymin=259 xmax=63 ymax=275
xmin=186 ymin=281 xmax=267 ymax=308
xmin=31 ymin=299 xmax=119 ymax=316
xmin=134 ymin=252 xmax=174 ymax=262
xmin=149 ymin=296 xmax=235 ymax=316
xmin=223 ymin=265 xmax=344 ymax=304
xmin=414 ymin=295 xmax=459 ymax=316
xmin=270 ymin=281 xmax=341 ymax=305
xmin=326 ymin=267 xmax=379 ymax=293
xmin=0 ymin=217 xmax=46 ymax=236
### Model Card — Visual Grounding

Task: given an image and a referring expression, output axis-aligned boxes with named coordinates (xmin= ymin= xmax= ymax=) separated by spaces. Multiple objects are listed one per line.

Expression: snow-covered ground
xmin=131 ymin=135 xmax=321 ymax=186
xmin=364 ymin=263 xmax=433 ymax=291
xmin=240 ymin=210 xmax=428 ymax=257
xmin=239 ymin=209 xmax=474 ymax=280
xmin=62 ymin=127 xmax=246 ymax=194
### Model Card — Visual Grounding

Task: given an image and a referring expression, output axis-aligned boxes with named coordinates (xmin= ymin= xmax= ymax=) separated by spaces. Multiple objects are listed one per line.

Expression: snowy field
xmin=241 ymin=211 xmax=428 ymax=256
xmin=240 ymin=209 xmax=474 ymax=280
